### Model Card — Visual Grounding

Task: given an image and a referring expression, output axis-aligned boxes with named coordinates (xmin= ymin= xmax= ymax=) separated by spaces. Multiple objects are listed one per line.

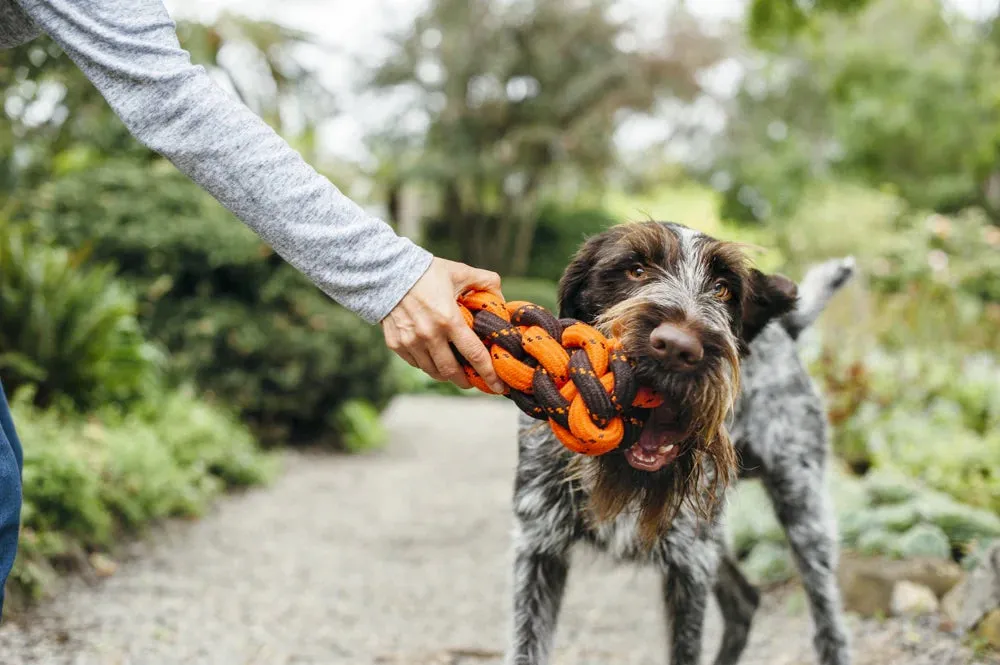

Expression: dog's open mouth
xmin=624 ymin=404 xmax=685 ymax=472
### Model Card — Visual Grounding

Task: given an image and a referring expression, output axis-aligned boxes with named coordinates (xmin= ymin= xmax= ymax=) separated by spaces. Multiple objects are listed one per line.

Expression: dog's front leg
xmin=662 ymin=542 xmax=715 ymax=665
xmin=506 ymin=544 xmax=569 ymax=665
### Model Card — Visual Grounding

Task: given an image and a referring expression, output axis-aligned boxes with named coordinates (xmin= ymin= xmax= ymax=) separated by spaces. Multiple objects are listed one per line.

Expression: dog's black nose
xmin=649 ymin=323 xmax=704 ymax=371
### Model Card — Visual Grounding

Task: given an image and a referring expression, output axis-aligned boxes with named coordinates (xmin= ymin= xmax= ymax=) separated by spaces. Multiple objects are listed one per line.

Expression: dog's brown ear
xmin=741 ymin=270 xmax=797 ymax=345
xmin=558 ymin=234 xmax=607 ymax=322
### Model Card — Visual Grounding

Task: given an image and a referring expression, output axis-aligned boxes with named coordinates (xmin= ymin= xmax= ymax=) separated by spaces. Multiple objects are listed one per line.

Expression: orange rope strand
xmin=456 ymin=290 xmax=663 ymax=455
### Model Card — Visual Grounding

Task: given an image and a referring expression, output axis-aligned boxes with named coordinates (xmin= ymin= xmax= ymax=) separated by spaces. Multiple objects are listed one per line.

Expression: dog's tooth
xmin=662 ymin=444 xmax=675 ymax=454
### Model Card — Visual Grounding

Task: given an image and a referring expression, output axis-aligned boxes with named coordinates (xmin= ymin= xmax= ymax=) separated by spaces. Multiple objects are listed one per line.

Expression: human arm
xmin=12 ymin=0 xmax=504 ymax=390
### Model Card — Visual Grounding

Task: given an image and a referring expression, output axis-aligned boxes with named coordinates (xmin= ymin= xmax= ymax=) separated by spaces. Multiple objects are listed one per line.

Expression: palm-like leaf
xmin=0 ymin=222 xmax=161 ymax=409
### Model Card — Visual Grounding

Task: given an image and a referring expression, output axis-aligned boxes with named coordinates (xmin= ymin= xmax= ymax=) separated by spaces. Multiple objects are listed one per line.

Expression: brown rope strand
xmin=455 ymin=291 xmax=663 ymax=455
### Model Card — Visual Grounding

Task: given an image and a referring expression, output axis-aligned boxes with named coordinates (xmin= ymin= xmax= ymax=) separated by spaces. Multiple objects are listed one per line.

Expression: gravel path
xmin=1 ymin=395 xmax=993 ymax=665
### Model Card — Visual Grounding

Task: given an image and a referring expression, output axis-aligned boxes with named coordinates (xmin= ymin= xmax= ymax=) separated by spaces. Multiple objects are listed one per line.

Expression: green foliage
xmin=370 ymin=0 xmax=725 ymax=273
xmin=502 ymin=278 xmax=560 ymax=315
xmin=19 ymin=416 xmax=113 ymax=547
xmin=864 ymin=469 xmax=921 ymax=506
xmin=742 ymin=541 xmax=795 ymax=586
xmin=855 ymin=529 xmax=899 ymax=557
xmin=748 ymin=0 xmax=873 ymax=45
xmin=524 ymin=205 xmax=617 ymax=282
xmin=716 ymin=0 xmax=1000 ymax=224
xmin=730 ymin=467 xmax=1000 ymax=580
xmin=391 ymin=356 xmax=468 ymax=398
xmin=893 ymin=524 xmax=952 ymax=560
xmin=911 ymin=493 xmax=1000 ymax=545
xmin=816 ymin=347 xmax=1000 ymax=512
xmin=868 ymin=209 xmax=1000 ymax=306
xmin=2 ymin=21 xmax=387 ymax=449
xmin=726 ymin=480 xmax=784 ymax=558
xmin=10 ymin=386 xmax=273 ymax=602
xmin=333 ymin=399 xmax=388 ymax=453
xmin=19 ymin=161 xmax=400 ymax=445
xmin=0 ymin=222 xmax=162 ymax=411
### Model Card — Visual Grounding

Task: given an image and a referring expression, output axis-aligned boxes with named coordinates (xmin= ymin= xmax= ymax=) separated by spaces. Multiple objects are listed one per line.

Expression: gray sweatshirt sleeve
xmin=9 ymin=0 xmax=434 ymax=324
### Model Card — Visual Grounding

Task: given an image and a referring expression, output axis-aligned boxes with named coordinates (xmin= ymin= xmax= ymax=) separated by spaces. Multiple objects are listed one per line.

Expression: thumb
xmin=450 ymin=262 xmax=503 ymax=297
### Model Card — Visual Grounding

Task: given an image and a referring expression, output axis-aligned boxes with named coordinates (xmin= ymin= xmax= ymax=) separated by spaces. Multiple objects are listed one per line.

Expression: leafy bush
xmin=22 ymin=161 xmax=400 ymax=445
xmin=893 ymin=524 xmax=951 ymax=560
xmin=715 ymin=0 xmax=1000 ymax=223
xmin=421 ymin=203 xmax=616 ymax=282
xmin=0 ymin=222 xmax=162 ymax=410
xmin=9 ymin=385 xmax=273 ymax=603
xmin=727 ymin=466 xmax=1000 ymax=588
xmin=814 ymin=347 xmax=1000 ymax=512
xmin=152 ymin=271 xmax=400 ymax=444
xmin=524 ymin=205 xmax=617 ymax=282
xmin=333 ymin=399 xmax=388 ymax=453
xmin=742 ymin=541 xmax=795 ymax=587
xmin=502 ymin=277 xmax=560 ymax=315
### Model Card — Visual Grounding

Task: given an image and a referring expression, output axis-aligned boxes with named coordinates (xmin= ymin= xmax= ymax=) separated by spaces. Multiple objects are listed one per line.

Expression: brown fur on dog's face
xmin=559 ymin=222 xmax=797 ymax=542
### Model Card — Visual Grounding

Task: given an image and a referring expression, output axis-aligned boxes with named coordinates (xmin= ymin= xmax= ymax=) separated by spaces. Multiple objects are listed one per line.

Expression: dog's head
xmin=559 ymin=221 xmax=797 ymax=539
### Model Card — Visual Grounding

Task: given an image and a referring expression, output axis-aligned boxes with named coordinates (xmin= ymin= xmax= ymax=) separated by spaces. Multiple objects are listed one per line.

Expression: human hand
xmin=381 ymin=258 xmax=506 ymax=393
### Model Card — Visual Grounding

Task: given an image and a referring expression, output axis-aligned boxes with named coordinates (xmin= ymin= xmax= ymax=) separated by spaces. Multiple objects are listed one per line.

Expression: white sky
xmin=162 ymin=0 xmax=998 ymax=166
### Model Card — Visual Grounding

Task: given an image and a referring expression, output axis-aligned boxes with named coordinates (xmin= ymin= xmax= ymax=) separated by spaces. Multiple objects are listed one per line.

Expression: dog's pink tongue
xmin=626 ymin=408 xmax=685 ymax=472
xmin=637 ymin=406 xmax=685 ymax=452
xmin=637 ymin=426 xmax=668 ymax=452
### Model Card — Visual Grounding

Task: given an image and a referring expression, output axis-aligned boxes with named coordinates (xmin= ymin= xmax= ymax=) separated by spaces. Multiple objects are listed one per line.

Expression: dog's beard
xmin=569 ymin=308 xmax=741 ymax=545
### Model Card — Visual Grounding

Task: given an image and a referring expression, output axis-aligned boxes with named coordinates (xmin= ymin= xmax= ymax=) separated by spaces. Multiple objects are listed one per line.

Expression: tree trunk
xmin=508 ymin=178 xmax=541 ymax=276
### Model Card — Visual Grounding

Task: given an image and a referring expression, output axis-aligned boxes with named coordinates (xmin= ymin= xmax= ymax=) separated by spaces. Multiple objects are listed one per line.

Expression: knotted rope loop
xmin=455 ymin=290 xmax=663 ymax=456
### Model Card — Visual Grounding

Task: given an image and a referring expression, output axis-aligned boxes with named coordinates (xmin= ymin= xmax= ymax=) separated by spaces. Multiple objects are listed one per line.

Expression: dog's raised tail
xmin=781 ymin=256 xmax=856 ymax=339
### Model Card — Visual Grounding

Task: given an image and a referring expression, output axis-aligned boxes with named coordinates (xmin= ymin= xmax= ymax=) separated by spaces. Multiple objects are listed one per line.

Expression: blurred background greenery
xmin=1 ymin=0 xmax=997 ymax=609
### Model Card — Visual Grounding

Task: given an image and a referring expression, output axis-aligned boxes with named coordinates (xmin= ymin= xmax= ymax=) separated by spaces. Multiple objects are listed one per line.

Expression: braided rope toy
xmin=455 ymin=290 xmax=663 ymax=456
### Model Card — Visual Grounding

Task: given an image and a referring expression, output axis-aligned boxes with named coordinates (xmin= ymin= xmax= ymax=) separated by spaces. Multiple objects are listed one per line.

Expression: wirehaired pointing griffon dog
xmin=507 ymin=221 xmax=854 ymax=665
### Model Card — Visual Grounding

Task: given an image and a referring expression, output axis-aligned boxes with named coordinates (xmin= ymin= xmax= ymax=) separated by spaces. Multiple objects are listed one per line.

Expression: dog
xmin=506 ymin=221 xmax=854 ymax=665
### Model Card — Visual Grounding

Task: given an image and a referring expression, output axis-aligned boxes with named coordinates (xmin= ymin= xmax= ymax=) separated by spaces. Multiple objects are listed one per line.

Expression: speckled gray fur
xmin=506 ymin=255 xmax=855 ymax=665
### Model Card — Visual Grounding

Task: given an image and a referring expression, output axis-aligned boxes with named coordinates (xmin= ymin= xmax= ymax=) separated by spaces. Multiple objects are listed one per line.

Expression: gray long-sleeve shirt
xmin=1 ymin=0 xmax=433 ymax=324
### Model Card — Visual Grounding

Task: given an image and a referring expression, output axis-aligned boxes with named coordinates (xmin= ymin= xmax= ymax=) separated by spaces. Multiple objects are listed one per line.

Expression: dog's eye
xmin=626 ymin=264 xmax=648 ymax=281
xmin=712 ymin=280 xmax=732 ymax=301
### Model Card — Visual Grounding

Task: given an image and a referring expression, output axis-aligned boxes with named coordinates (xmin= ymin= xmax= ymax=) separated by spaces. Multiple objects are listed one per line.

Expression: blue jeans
xmin=0 ymin=380 xmax=24 ymax=617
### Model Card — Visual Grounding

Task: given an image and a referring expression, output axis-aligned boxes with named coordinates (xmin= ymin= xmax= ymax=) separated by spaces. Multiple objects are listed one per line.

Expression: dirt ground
xmin=1 ymin=395 xmax=993 ymax=665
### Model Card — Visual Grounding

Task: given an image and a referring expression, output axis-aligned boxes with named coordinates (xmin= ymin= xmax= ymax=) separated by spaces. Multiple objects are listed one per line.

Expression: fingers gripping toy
xmin=455 ymin=291 xmax=663 ymax=456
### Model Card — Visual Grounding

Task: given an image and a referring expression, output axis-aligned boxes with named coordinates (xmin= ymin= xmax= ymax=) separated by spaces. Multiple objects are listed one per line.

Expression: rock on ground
xmin=944 ymin=542 xmax=1000 ymax=634
xmin=891 ymin=581 xmax=940 ymax=617
xmin=0 ymin=396 xmax=995 ymax=665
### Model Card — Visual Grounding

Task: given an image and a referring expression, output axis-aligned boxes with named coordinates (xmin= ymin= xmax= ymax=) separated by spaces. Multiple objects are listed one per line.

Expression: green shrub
xmin=730 ymin=467 xmax=999 ymax=568
xmin=23 ymin=161 xmax=400 ymax=445
xmin=9 ymin=386 xmax=273 ymax=603
xmin=725 ymin=480 xmax=784 ymax=557
xmin=868 ymin=208 xmax=1000 ymax=306
xmin=97 ymin=420 xmax=219 ymax=530
xmin=856 ymin=528 xmax=900 ymax=557
xmin=0 ymin=223 xmax=162 ymax=410
xmin=333 ymin=399 xmax=388 ymax=453
xmin=814 ymin=346 xmax=1000 ymax=511
xmin=893 ymin=524 xmax=952 ymax=560
xmin=524 ymin=204 xmax=616 ymax=282
xmin=912 ymin=494 xmax=1000 ymax=546
xmin=502 ymin=277 xmax=560 ymax=315
xmin=864 ymin=469 xmax=920 ymax=506
xmin=742 ymin=541 xmax=795 ymax=586
xmin=421 ymin=203 xmax=615 ymax=283
xmin=391 ymin=356 xmax=468 ymax=397
xmin=19 ymin=412 xmax=113 ymax=548
xmin=134 ymin=388 xmax=272 ymax=488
